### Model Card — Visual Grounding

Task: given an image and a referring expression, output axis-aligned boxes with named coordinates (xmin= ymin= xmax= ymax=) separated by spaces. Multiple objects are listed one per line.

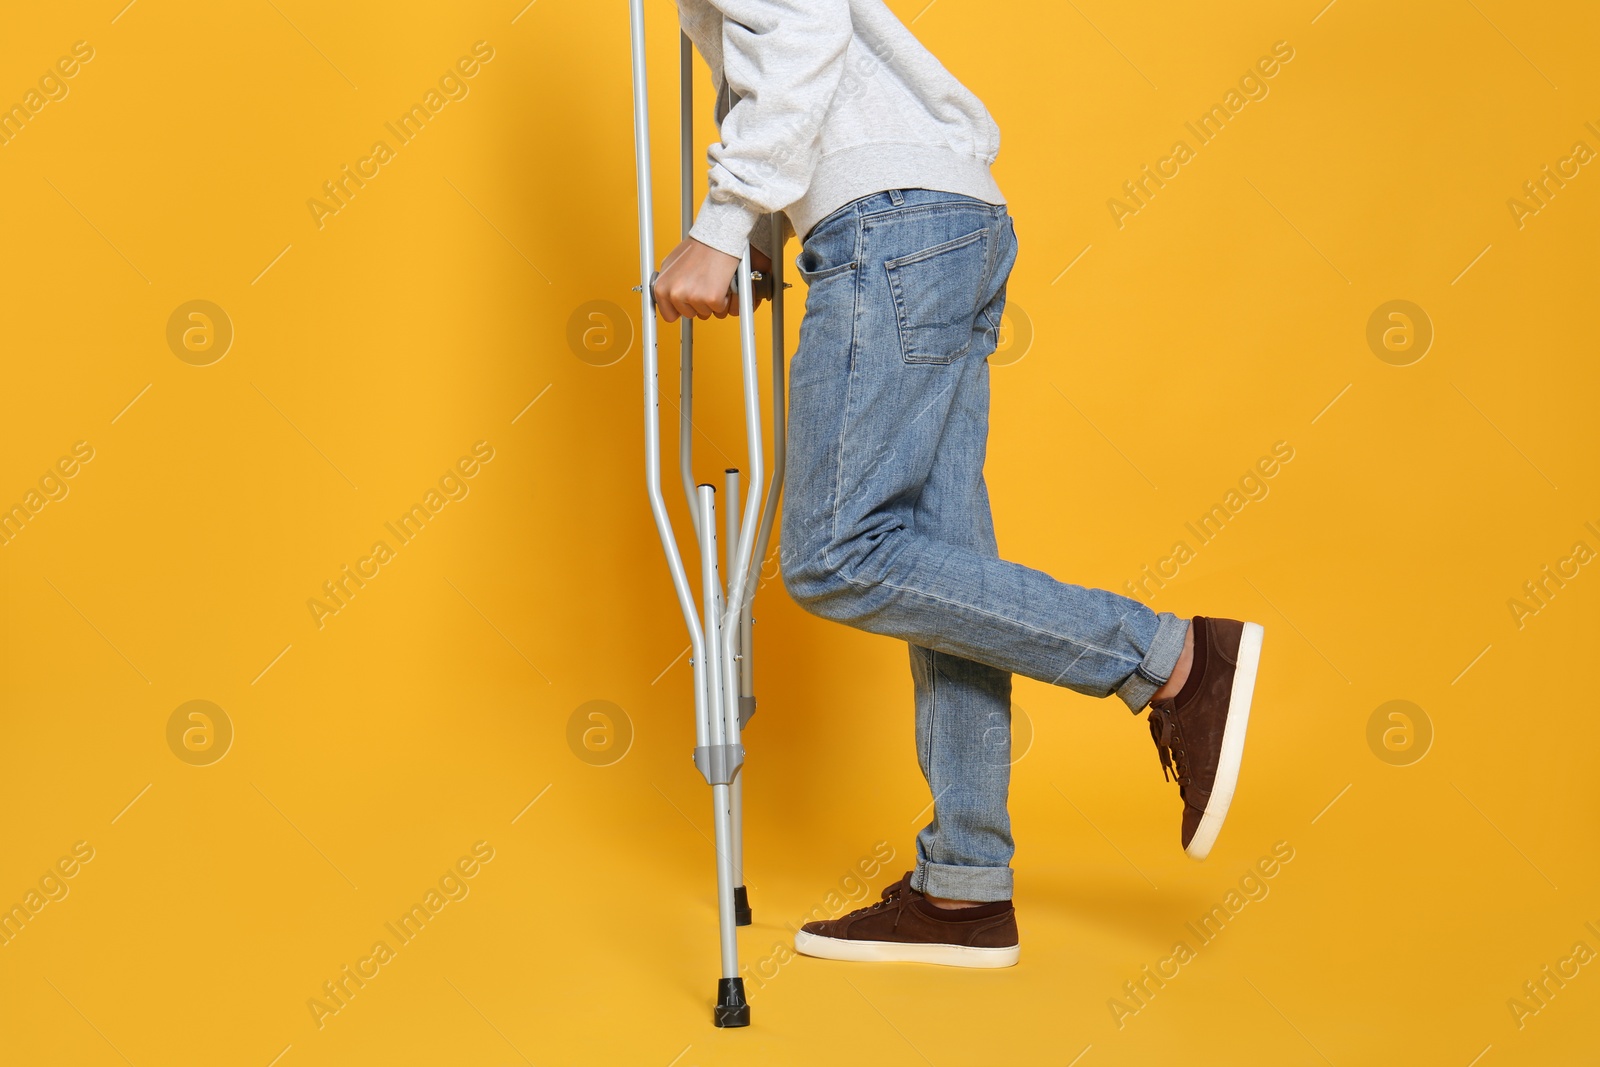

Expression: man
xmin=653 ymin=0 xmax=1265 ymax=968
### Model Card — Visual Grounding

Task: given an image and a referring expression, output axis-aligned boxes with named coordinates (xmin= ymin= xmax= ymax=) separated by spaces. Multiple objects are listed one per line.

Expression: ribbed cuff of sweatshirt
xmin=688 ymin=191 xmax=762 ymax=259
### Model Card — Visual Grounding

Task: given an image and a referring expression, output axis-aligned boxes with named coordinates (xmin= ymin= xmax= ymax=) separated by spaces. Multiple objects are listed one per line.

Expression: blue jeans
xmin=779 ymin=188 xmax=1189 ymax=902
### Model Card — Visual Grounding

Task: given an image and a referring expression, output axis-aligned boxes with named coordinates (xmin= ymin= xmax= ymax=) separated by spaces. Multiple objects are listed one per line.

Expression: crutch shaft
xmin=697 ymin=487 xmax=744 ymax=993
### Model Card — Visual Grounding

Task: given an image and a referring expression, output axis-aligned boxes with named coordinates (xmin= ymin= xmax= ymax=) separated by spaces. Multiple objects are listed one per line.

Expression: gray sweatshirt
xmin=675 ymin=0 xmax=1005 ymax=258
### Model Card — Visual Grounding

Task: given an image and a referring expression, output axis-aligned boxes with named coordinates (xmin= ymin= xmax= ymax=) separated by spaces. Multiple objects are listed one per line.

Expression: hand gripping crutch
xmin=628 ymin=0 xmax=788 ymax=1029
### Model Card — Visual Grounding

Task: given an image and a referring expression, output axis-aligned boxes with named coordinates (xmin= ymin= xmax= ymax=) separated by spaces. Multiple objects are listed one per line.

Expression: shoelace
xmin=852 ymin=874 xmax=914 ymax=931
xmin=1148 ymin=703 xmax=1191 ymax=796
xmin=843 ymin=874 xmax=999 ymax=933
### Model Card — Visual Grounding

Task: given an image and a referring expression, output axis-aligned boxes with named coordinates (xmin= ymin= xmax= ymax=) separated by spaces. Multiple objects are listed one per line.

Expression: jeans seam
xmin=979 ymin=215 xmax=999 ymax=297
xmin=923 ymin=649 xmax=938 ymax=806
xmin=825 ymin=213 xmax=868 ymax=571
xmin=859 ymin=200 xmax=995 ymax=227
xmin=839 ymin=565 xmax=1137 ymax=679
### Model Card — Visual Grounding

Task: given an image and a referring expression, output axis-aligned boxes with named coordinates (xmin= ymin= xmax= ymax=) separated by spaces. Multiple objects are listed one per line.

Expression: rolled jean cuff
xmin=912 ymin=860 xmax=1013 ymax=903
xmin=1116 ymin=612 xmax=1189 ymax=713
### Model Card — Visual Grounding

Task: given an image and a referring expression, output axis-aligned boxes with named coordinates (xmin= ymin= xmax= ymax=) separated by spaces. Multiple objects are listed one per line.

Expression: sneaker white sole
xmin=793 ymin=929 xmax=1019 ymax=968
xmin=1184 ymin=621 xmax=1264 ymax=862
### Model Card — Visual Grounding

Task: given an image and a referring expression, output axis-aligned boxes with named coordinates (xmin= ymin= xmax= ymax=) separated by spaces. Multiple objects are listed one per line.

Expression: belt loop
xmin=887 ymin=188 xmax=904 ymax=206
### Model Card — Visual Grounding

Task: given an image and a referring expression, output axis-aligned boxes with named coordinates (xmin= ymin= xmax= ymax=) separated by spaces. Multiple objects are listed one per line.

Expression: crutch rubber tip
xmin=733 ymin=884 xmax=752 ymax=926
xmin=713 ymin=977 xmax=751 ymax=1028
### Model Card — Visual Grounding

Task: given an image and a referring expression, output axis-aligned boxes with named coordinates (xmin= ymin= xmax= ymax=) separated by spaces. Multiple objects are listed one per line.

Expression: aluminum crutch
xmin=688 ymin=77 xmax=790 ymax=950
xmin=628 ymin=0 xmax=787 ymax=1029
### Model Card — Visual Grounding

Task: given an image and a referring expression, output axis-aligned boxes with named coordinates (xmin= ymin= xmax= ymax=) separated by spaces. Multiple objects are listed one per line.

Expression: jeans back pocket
xmin=884 ymin=227 xmax=990 ymax=364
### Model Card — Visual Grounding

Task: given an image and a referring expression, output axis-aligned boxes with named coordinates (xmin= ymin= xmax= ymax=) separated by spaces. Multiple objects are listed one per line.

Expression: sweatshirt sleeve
xmin=686 ymin=0 xmax=852 ymax=257
xmin=747 ymin=211 xmax=795 ymax=262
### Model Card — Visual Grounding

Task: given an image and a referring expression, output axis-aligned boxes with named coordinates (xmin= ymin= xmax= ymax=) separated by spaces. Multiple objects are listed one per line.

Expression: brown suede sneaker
xmin=1147 ymin=616 xmax=1264 ymax=861
xmin=793 ymin=872 xmax=1019 ymax=968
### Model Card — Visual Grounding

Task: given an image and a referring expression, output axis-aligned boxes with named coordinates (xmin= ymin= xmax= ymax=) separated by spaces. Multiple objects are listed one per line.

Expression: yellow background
xmin=2 ymin=1 xmax=1597 ymax=1064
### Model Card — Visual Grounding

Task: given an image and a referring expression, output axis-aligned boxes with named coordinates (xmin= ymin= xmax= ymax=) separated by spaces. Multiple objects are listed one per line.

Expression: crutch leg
xmin=724 ymin=467 xmax=753 ymax=927
xmin=696 ymin=485 xmax=750 ymax=1027
xmin=715 ymin=246 xmax=767 ymax=955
